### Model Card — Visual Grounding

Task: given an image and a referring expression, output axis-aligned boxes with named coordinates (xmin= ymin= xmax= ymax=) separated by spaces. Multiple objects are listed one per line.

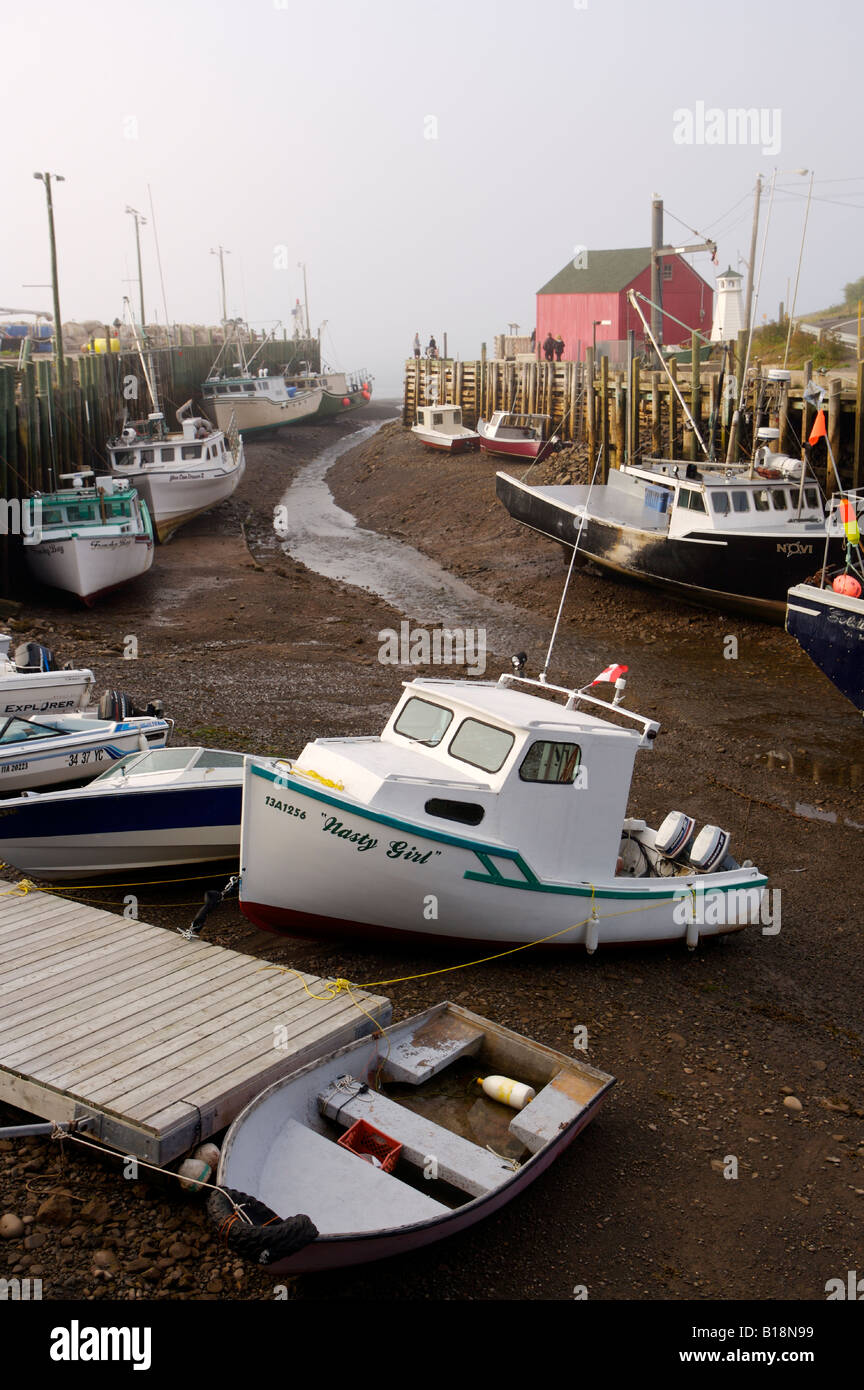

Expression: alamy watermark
xmin=672 ymin=885 xmax=780 ymax=935
xmin=0 ymin=497 xmax=42 ymax=542
xmin=378 ymin=622 xmax=486 ymax=677
xmin=672 ymin=102 xmax=781 ymax=157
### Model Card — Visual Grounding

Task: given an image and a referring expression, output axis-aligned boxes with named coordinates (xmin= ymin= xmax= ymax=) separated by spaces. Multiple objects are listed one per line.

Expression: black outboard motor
xmin=97 ymin=689 xmax=135 ymax=721
xmin=14 ymin=642 xmax=56 ymax=674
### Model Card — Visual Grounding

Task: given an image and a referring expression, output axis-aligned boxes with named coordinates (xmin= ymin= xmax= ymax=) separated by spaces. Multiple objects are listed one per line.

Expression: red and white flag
xmin=591 ymin=663 xmax=628 ymax=685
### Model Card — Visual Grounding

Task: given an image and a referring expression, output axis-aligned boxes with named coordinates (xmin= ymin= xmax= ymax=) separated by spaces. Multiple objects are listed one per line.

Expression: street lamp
xmin=126 ymin=206 xmax=148 ymax=336
xmin=593 ymin=319 xmax=612 ymax=357
xmin=33 ymin=171 xmax=65 ymax=389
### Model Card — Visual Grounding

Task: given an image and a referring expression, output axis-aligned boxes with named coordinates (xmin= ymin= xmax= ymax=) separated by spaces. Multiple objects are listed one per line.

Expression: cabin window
xmin=160 ymin=447 xmax=175 ymax=462
xmin=394 ymin=697 xmax=453 ymax=746
xmin=678 ymin=488 xmax=706 ymax=512
xmin=181 ymin=445 xmax=202 ymax=460
xmin=140 ymin=449 xmax=154 ymax=464
xmin=711 ymin=491 xmax=729 ymax=515
xmin=42 ymin=508 xmax=64 ymax=526
xmin=770 ymin=489 xmax=788 ymax=510
xmin=112 ymin=451 xmax=133 ymax=467
xmin=432 ymin=413 xmax=444 ymax=425
xmin=731 ymin=491 xmax=750 ymax=512
xmin=519 ymin=740 xmax=582 ymax=784
xmin=244 ymin=384 xmax=256 ymax=393
xmin=805 ymin=487 xmax=820 ymax=509
xmin=424 ymin=798 xmax=485 ymax=826
xmin=754 ymin=490 xmax=771 ymax=511
xmin=448 ymin=718 xmax=515 ymax=774
xmin=453 ymin=409 xmax=462 ymax=424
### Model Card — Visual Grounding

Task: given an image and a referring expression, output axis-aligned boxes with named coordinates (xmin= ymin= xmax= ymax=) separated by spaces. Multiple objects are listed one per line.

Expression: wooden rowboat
xmin=212 ymin=1001 xmax=615 ymax=1273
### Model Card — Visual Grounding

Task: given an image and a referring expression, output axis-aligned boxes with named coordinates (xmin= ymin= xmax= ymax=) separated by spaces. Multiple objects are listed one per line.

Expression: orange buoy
xmin=833 ymin=573 xmax=862 ymax=598
xmin=342 ymin=396 xmax=351 ymax=407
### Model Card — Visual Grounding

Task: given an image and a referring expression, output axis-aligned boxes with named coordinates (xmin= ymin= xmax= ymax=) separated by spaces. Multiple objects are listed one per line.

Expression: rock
xmin=168 ymin=1241 xmax=191 ymax=1260
xmin=783 ymin=1096 xmax=803 ymax=1111
xmin=0 ymin=1213 xmax=24 ymax=1239
xmin=81 ymin=1199 xmax=112 ymax=1225
xmin=93 ymin=1249 xmax=118 ymax=1270
xmin=23 ymin=1232 xmax=47 ymax=1250
xmin=35 ymin=1193 xmax=75 ymax=1227
xmin=206 ymin=1276 xmax=224 ymax=1294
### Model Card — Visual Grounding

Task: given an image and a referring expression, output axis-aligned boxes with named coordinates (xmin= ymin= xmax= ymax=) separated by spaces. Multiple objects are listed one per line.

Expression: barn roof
xmin=538 ymin=247 xmax=653 ymax=296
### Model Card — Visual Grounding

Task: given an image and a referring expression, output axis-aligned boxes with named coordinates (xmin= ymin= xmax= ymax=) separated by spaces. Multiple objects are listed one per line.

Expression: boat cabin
xmin=108 ymin=412 xmax=230 ymax=470
xmin=415 ymin=405 xmax=467 ymax=435
xmin=485 ymin=411 xmax=550 ymax=442
xmin=33 ymin=474 xmax=145 ymax=535
xmin=286 ymin=676 xmax=657 ymax=882
xmin=607 ymin=453 xmax=828 ymax=537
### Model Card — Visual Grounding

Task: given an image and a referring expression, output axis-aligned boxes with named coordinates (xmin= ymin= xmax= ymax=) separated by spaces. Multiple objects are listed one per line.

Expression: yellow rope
xmin=0 ymin=879 xmax=34 ymax=897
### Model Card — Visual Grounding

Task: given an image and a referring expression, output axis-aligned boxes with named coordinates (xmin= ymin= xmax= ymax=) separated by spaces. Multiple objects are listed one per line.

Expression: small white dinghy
xmin=211 ymin=1001 xmax=615 ymax=1273
xmin=0 ymin=636 xmax=94 ymax=718
xmin=240 ymin=664 xmax=768 ymax=952
xmin=411 ymin=405 xmax=480 ymax=453
xmin=0 ymin=710 xmax=172 ymax=793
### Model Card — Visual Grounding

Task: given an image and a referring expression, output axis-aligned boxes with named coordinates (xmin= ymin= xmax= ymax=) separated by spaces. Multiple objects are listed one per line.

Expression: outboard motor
xmin=97 ymin=689 xmax=135 ymax=721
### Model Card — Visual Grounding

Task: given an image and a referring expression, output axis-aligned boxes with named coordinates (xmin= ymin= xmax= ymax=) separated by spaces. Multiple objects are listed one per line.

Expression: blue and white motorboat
xmin=0 ymin=635 xmax=94 ymax=718
xmin=0 ymin=711 xmax=172 ymax=793
xmin=0 ymin=746 xmax=244 ymax=880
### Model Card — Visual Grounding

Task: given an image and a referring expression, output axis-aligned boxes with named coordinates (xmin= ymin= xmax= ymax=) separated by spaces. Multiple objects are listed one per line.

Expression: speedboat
xmin=0 ymin=745 xmax=243 ymax=879
xmin=786 ymin=487 xmax=864 ymax=713
xmin=211 ymin=1001 xmax=615 ymax=1273
xmin=239 ymin=665 xmax=768 ymax=952
xmin=23 ymin=472 xmax=154 ymax=605
xmin=0 ymin=636 xmax=94 ymax=718
xmin=477 ymin=411 xmax=558 ymax=462
xmin=497 ymin=445 xmax=846 ymax=621
xmin=106 ymin=402 xmax=245 ymax=542
xmin=411 ymin=405 xmax=480 ymax=453
xmin=0 ymin=710 xmax=171 ymax=794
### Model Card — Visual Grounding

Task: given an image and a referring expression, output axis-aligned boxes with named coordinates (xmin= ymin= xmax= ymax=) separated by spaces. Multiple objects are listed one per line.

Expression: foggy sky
xmin=3 ymin=0 xmax=861 ymax=395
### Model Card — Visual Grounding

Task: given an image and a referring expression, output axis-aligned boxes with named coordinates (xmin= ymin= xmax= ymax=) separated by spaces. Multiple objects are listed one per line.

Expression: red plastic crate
xmin=337 ymin=1118 xmax=402 ymax=1172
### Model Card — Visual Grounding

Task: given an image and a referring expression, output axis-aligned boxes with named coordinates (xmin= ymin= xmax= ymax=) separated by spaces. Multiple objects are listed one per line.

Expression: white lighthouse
xmin=711 ymin=266 xmax=744 ymax=342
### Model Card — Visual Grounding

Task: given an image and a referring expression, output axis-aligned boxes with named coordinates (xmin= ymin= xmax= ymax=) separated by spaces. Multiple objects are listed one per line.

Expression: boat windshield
xmin=0 ymin=717 xmax=59 ymax=744
xmin=394 ymin=697 xmax=453 ymax=746
xmin=89 ymin=748 xmax=198 ymax=782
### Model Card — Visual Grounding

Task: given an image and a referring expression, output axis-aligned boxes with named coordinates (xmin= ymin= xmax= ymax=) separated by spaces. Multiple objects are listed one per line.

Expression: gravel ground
xmin=1 ymin=404 xmax=861 ymax=1304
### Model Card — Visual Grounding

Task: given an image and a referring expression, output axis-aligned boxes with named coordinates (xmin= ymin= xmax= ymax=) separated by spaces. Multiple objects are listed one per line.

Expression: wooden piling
xmin=586 ymin=349 xmax=596 ymax=459
xmin=689 ymin=333 xmax=701 ymax=462
xmin=667 ymin=359 xmax=678 ymax=457
xmin=599 ymin=356 xmax=609 ymax=482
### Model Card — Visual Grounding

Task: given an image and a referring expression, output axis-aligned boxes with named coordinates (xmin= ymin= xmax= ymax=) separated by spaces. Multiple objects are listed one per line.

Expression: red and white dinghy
xmin=411 ymin=405 xmax=480 ymax=453
xmin=477 ymin=410 xmax=559 ymax=461
xmin=212 ymin=1001 xmax=615 ymax=1273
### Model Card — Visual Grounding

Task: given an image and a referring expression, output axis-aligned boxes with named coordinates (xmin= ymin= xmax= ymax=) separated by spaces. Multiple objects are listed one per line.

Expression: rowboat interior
xmin=217 ymin=1002 xmax=615 ymax=1270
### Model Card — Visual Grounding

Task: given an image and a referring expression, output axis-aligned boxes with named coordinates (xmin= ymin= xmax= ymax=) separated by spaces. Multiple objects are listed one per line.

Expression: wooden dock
xmin=0 ymin=887 xmax=390 ymax=1163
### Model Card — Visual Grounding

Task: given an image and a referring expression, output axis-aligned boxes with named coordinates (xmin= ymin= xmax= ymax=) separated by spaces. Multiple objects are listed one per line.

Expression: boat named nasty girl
xmin=239 ymin=664 xmax=768 ymax=952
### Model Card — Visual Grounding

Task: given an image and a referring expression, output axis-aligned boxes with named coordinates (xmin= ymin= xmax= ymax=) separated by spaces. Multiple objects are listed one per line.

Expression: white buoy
xmin=194 ymin=1142 xmax=221 ymax=1170
xmin=585 ymin=911 xmax=600 ymax=955
xmin=177 ymin=1158 xmax=211 ymax=1192
xmin=478 ymin=1075 xmax=536 ymax=1110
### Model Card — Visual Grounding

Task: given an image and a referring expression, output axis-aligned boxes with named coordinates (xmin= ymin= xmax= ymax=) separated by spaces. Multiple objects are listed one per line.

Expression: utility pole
xmin=126 ymin=206 xmax=147 ymax=337
xmin=742 ymin=174 xmax=762 ymax=337
xmin=33 ymin=171 xmax=65 ymax=390
xmin=210 ymin=245 xmax=230 ymax=324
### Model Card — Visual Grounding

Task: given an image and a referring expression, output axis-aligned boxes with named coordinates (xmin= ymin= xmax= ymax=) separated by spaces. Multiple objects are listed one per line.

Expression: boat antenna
xmin=540 ymin=445 xmax=603 ymax=683
xmin=627 ymin=290 xmax=709 ymax=457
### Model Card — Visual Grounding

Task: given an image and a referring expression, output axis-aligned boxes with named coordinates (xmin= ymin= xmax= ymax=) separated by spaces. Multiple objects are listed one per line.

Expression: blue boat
xmin=0 ymin=746 xmax=244 ymax=880
xmin=786 ymin=487 xmax=864 ymax=715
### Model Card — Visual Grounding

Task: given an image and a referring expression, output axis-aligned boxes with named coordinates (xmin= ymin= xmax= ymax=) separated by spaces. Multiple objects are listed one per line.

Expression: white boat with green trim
xmin=240 ymin=667 xmax=768 ymax=952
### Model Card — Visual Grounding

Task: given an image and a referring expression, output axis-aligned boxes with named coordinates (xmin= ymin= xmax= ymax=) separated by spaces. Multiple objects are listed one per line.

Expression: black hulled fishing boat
xmin=786 ymin=488 xmax=864 ymax=714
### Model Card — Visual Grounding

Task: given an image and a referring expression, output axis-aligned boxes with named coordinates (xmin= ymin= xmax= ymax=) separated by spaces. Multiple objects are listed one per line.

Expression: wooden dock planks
xmin=0 ymin=886 xmax=391 ymax=1162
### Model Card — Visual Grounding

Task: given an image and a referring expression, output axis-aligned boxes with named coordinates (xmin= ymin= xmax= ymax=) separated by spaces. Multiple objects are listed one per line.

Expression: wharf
xmin=0 ymin=885 xmax=390 ymax=1163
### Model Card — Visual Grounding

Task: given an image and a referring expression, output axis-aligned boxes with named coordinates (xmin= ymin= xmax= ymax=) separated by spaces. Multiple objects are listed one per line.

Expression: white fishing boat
xmin=0 ymin=710 xmax=172 ymax=793
xmin=203 ymin=369 xmax=323 ymax=437
xmin=23 ymin=472 xmax=154 ymax=605
xmin=239 ymin=664 xmax=768 ymax=952
xmin=0 ymin=636 xmax=94 ymax=718
xmin=477 ymin=411 xmax=559 ymax=462
xmin=211 ymin=1001 xmax=615 ymax=1273
xmin=106 ymin=402 xmax=245 ymax=542
xmin=411 ymin=405 xmax=480 ymax=453
xmin=0 ymin=745 xmax=243 ymax=879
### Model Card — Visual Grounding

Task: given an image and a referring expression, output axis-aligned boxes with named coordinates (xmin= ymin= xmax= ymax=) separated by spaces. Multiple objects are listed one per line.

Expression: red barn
xmin=536 ymin=247 xmax=713 ymax=361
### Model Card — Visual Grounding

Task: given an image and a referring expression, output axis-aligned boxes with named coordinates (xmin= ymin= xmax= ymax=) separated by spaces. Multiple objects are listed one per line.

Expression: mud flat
xmin=1 ymin=406 xmax=861 ymax=1303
